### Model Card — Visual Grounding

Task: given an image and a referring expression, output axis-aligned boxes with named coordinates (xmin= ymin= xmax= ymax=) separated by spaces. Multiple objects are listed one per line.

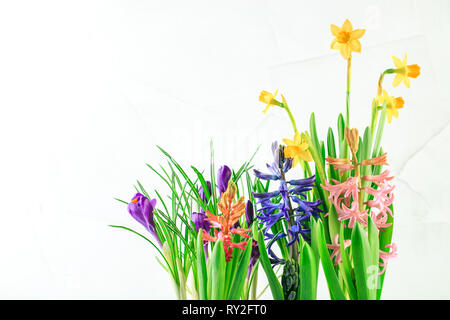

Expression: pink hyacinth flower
xmin=379 ymin=243 xmax=398 ymax=275
xmin=322 ymin=176 xmax=359 ymax=205
xmin=337 ymin=200 xmax=368 ymax=228
xmin=370 ymin=211 xmax=392 ymax=230
xmin=327 ymin=234 xmax=351 ymax=266
xmin=363 ymin=181 xmax=395 ymax=218
xmin=362 ymin=169 xmax=394 ymax=184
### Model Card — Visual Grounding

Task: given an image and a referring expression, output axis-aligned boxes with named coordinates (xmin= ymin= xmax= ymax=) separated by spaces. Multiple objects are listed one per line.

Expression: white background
xmin=1 ymin=0 xmax=449 ymax=299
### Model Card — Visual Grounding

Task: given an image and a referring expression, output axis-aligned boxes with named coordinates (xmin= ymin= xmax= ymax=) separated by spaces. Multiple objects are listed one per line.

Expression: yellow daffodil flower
xmin=283 ymin=131 xmax=312 ymax=166
xmin=392 ymin=54 xmax=421 ymax=88
xmin=259 ymin=89 xmax=282 ymax=114
xmin=377 ymin=89 xmax=404 ymax=123
xmin=330 ymin=19 xmax=365 ymax=60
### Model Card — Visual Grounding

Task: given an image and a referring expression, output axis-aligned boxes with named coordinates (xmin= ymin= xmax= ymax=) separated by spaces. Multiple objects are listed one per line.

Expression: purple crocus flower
xmin=245 ymin=200 xmax=254 ymax=227
xmin=199 ymin=181 xmax=212 ymax=204
xmin=191 ymin=211 xmax=211 ymax=233
xmin=217 ymin=165 xmax=232 ymax=194
xmin=246 ymin=240 xmax=260 ymax=279
xmin=191 ymin=210 xmax=211 ymax=259
xmin=128 ymin=193 xmax=162 ymax=247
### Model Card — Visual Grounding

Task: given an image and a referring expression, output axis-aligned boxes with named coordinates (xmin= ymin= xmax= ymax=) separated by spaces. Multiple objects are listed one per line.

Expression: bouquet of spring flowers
xmin=112 ymin=19 xmax=420 ymax=300
xmin=255 ymin=19 xmax=420 ymax=300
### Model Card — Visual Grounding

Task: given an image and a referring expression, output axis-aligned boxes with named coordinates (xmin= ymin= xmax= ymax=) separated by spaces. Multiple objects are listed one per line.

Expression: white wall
xmin=0 ymin=0 xmax=449 ymax=299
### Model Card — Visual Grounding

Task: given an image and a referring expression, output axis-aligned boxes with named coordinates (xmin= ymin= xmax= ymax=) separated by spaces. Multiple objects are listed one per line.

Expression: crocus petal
xmin=128 ymin=193 xmax=162 ymax=247
xmin=245 ymin=200 xmax=254 ymax=227
xmin=217 ymin=165 xmax=232 ymax=194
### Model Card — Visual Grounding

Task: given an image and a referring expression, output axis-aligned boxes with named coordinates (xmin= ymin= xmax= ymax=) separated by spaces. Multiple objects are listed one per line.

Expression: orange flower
xmin=344 ymin=127 xmax=359 ymax=153
xmin=203 ymin=181 xmax=250 ymax=262
xmin=361 ymin=153 xmax=389 ymax=166
xmin=325 ymin=157 xmax=354 ymax=175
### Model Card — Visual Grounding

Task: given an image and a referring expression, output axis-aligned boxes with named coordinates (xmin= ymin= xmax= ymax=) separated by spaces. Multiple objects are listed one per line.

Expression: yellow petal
xmin=330 ymin=38 xmax=339 ymax=49
xmin=392 ymin=107 xmax=399 ymax=118
xmin=392 ymin=56 xmax=403 ymax=68
xmin=293 ymin=131 xmax=301 ymax=145
xmin=392 ymin=74 xmax=403 ymax=87
xmin=402 ymin=53 xmax=408 ymax=65
xmin=262 ymin=104 xmax=271 ymax=114
xmin=340 ymin=45 xmax=351 ymax=59
xmin=351 ymin=29 xmax=365 ymax=39
xmin=349 ymin=39 xmax=361 ymax=52
xmin=284 ymin=145 xmax=300 ymax=159
xmin=292 ymin=156 xmax=299 ymax=168
xmin=404 ymin=77 xmax=410 ymax=88
xmin=282 ymin=138 xmax=294 ymax=146
xmin=330 ymin=24 xmax=340 ymax=36
xmin=301 ymin=151 xmax=313 ymax=162
xmin=342 ymin=19 xmax=353 ymax=32
xmin=386 ymin=109 xmax=393 ymax=124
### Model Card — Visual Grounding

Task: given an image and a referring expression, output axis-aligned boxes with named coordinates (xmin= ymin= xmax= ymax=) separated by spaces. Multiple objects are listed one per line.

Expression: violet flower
xmin=191 ymin=182 xmax=213 ymax=258
xmin=217 ymin=165 xmax=232 ymax=194
xmin=253 ymin=142 xmax=322 ymax=265
xmin=245 ymin=200 xmax=254 ymax=228
xmin=246 ymin=240 xmax=260 ymax=279
xmin=191 ymin=211 xmax=211 ymax=233
xmin=128 ymin=193 xmax=162 ymax=247
xmin=199 ymin=181 xmax=212 ymax=204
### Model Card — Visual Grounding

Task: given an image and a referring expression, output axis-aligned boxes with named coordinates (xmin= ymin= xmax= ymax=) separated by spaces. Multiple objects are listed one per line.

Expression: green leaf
xmin=377 ymin=204 xmax=394 ymax=299
xmin=372 ymin=104 xmax=386 ymax=159
xmin=368 ymin=216 xmax=380 ymax=299
xmin=361 ymin=126 xmax=372 ymax=178
xmin=228 ymin=241 xmax=253 ymax=300
xmin=337 ymin=113 xmax=346 ymax=158
xmin=210 ymin=240 xmax=226 ymax=300
xmin=299 ymin=241 xmax=318 ymax=300
xmin=257 ymin=230 xmax=284 ymax=300
xmin=196 ymin=231 xmax=208 ymax=300
xmin=114 ymin=198 xmax=128 ymax=205
xmin=313 ymin=219 xmax=346 ymax=300
xmin=327 ymin=127 xmax=336 ymax=158
xmin=338 ymin=224 xmax=357 ymax=300
xmin=191 ymin=166 xmax=211 ymax=212
xmin=309 ymin=112 xmax=322 ymax=160
xmin=109 ymin=225 xmax=176 ymax=278
xmin=351 ymin=222 xmax=374 ymax=300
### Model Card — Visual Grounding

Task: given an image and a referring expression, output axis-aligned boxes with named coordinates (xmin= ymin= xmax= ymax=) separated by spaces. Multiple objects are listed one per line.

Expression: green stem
xmin=303 ymin=132 xmax=339 ymax=239
xmin=250 ymin=265 xmax=259 ymax=300
xmin=371 ymin=68 xmax=395 ymax=140
xmin=346 ymin=56 xmax=352 ymax=128
xmin=283 ymin=102 xmax=298 ymax=133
